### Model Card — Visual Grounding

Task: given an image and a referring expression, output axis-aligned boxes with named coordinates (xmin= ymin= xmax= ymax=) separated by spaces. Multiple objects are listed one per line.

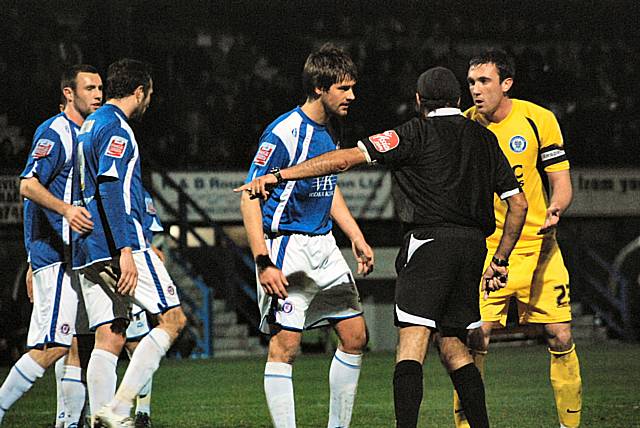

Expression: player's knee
xmin=340 ymin=327 xmax=367 ymax=353
xmin=468 ymin=326 xmax=490 ymax=352
xmin=545 ymin=324 xmax=573 ymax=352
xmin=110 ymin=317 xmax=129 ymax=336
xmin=159 ymin=307 xmax=187 ymax=337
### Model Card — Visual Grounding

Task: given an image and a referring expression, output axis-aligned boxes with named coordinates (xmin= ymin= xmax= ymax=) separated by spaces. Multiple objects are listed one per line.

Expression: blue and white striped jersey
xmin=73 ymin=104 xmax=147 ymax=269
xmin=246 ymin=106 xmax=338 ymax=236
xmin=20 ymin=113 xmax=79 ymax=271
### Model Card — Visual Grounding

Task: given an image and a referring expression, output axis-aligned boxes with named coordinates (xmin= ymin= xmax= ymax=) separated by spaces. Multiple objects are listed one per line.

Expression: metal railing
xmin=146 ymin=168 xmax=258 ymax=356
xmin=563 ymin=226 xmax=636 ymax=341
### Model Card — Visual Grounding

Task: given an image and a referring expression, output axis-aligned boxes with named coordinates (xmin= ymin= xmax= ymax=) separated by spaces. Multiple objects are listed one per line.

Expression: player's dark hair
xmin=60 ymin=64 xmax=99 ymax=92
xmin=106 ymin=58 xmax=153 ymax=100
xmin=302 ymin=43 xmax=357 ymax=99
xmin=469 ymin=49 xmax=515 ymax=82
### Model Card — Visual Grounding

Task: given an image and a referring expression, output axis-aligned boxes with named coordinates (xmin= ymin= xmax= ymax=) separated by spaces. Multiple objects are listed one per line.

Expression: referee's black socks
xmin=393 ymin=359 xmax=423 ymax=428
xmin=450 ymin=363 xmax=489 ymax=428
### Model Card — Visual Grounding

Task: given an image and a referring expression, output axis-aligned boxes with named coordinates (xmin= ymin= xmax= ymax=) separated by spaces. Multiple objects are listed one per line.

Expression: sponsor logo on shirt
xmin=105 ymin=136 xmax=128 ymax=158
xmin=254 ymin=142 xmax=276 ymax=166
xmin=60 ymin=323 xmax=70 ymax=335
xmin=369 ymin=130 xmax=399 ymax=152
xmin=509 ymin=135 xmax=527 ymax=153
xmin=540 ymin=148 xmax=565 ymax=161
xmin=32 ymin=139 xmax=55 ymax=159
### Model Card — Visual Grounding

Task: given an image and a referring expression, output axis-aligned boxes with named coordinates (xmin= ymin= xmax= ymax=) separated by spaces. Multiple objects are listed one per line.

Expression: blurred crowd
xmin=0 ymin=1 xmax=638 ymax=172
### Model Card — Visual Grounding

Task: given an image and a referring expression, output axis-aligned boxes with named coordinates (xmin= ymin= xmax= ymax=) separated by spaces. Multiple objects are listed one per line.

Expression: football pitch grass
xmin=2 ymin=341 xmax=639 ymax=427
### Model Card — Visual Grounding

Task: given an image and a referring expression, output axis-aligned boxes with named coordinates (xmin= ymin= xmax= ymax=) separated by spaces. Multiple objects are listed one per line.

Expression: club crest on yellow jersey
xmin=509 ymin=135 xmax=527 ymax=153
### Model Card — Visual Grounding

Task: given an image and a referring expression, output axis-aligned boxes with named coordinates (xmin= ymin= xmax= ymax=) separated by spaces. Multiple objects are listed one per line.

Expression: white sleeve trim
xmin=499 ymin=188 xmax=521 ymax=200
xmin=356 ymin=140 xmax=374 ymax=164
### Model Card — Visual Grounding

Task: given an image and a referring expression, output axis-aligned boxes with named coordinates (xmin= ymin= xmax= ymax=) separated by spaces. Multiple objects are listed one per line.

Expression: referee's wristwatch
xmin=270 ymin=167 xmax=285 ymax=185
xmin=491 ymin=256 xmax=509 ymax=267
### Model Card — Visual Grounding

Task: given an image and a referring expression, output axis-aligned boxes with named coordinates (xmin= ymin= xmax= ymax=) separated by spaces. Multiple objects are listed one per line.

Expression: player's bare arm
xmin=234 ymin=147 xmax=367 ymax=199
xmin=482 ymin=191 xmax=527 ymax=299
xmin=330 ymin=186 xmax=374 ymax=276
xmin=240 ymin=191 xmax=289 ymax=298
xmin=117 ymin=246 xmax=138 ymax=295
xmin=25 ymin=263 xmax=33 ymax=303
xmin=538 ymin=169 xmax=573 ymax=235
xmin=20 ymin=177 xmax=94 ymax=233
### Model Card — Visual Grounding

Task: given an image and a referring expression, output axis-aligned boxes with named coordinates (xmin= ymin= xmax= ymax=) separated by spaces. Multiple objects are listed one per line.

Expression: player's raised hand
xmin=234 ymin=174 xmax=278 ymax=200
xmin=64 ymin=205 xmax=94 ymax=234
xmin=538 ymin=204 xmax=560 ymax=235
xmin=258 ymin=266 xmax=289 ymax=299
xmin=117 ymin=247 xmax=138 ymax=296
xmin=352 ymin=238 xmax=374 ymax=276
xmin=25 ymin=263 xmax=33 ymax=303
xmin=481 ymin=263 xmax=508 ymax=300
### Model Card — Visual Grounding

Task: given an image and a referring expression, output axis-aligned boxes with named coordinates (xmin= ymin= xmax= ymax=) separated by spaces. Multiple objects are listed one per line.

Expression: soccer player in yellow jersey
xmin=453 ymin=49 xmax=582 ymax=428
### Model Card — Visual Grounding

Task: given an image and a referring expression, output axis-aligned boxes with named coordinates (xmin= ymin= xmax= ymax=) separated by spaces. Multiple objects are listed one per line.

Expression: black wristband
xmin=491 ymin=256 xmax=509 ymax=267
xmin=270 ymin=167 xmax=284 ymax=185
xmin=255 ymin=254 xmax=275 ymax=272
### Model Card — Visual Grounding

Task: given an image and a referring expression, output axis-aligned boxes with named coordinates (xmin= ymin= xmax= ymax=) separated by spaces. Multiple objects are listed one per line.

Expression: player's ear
xmin=62 ymin=87 xmax=74 ymax=104
xmin=135 ymin=85 xmax=145 ymax=101
xmin=415 ymin=93 xmax=421 ymax=108
xmin=501 ymin=77 xmax=513 ymax=94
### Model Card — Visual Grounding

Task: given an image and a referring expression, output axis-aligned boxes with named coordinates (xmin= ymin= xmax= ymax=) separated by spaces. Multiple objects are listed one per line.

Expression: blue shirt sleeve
xmin=245 ymin=134 xmax=291 ymax=183
xmin=20 ymin=129 xmax=65 ymax=185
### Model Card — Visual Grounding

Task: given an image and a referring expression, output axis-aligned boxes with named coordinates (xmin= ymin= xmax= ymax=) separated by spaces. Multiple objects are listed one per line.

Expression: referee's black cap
xmin=416 ymin=66 xmax=461 ymax=104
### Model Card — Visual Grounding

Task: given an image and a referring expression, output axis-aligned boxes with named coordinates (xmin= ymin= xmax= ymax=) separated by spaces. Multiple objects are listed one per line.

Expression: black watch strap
xmin=270 ymin=167 xmax=284 ymax=184
xmin=491 ymin=256 xmax=509 ymax=267
xmin=255 ymin=254 xmax=275 ymax=272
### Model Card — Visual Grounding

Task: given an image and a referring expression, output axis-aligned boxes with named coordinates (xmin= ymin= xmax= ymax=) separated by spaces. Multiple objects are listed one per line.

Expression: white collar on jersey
xmin=427 ymin=107 xmax=462 ymax=117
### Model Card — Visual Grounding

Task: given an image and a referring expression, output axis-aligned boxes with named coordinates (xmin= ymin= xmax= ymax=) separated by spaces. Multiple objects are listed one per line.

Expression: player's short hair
xmin=302 ymin=43 xmax=357 ymax=98
xmin=106 ymin=58 xmax=153 ymax=100
xmin=469 ymin=48 xmax=515 ymax=82
xmin=60 ymin=64 xmax=100 ymax=93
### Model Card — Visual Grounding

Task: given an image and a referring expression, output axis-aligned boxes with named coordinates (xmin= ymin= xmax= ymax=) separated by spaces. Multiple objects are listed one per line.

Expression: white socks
xmin=0 ymin=353 xmax=45 ymax=423
xmin=136 ymin=377 xmax=153 ymax=415
xmin=328 ymin=349 xmax=362 ymax=428
xmin=111 ymin=328 xmax=171 ymax=417
xmin=87 ymin=349 xmax=118 ymax=417
xmin=264 ymin=362 xmax=296 ymax=428
xmin=62 ymin=365 xmax=86 ymax=426
xmin=54 ymin=357 xmax=66 ymax=427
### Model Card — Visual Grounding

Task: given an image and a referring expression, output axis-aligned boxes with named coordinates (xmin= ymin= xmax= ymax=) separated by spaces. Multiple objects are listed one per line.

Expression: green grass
xmin=2 ymin=342 xmax=640 ymax=427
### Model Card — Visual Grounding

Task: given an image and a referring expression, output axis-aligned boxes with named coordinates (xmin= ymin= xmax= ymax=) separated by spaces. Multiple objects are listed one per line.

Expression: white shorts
xmin=258 ymin=232 xmax=363 ymax=334
xmin=80 ymin=249 xmax=180 ymax=330
xmin=126 ymin=304 xmax=151 ymax=341
xmin=28 ymin=263 xmax=78 ymax=348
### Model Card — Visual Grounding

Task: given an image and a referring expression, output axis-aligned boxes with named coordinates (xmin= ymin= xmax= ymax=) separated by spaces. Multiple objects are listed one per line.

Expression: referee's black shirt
xmin=358 ymin=108 xmax=520 ymax=237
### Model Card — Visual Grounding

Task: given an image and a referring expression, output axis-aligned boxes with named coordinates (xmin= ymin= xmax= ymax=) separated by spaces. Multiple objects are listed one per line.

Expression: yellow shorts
xmin=480 ymin=238 xmax=572 ymax=326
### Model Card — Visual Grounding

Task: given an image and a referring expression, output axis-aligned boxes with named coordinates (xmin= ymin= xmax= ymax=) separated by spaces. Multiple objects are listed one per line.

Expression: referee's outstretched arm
xmin=234 ymin=147 xmax=366 ymax=198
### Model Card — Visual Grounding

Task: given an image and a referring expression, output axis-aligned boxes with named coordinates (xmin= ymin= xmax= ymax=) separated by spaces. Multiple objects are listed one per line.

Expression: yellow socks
xmin=549 ymin=344 xmax=582 ymax=428
xmin=453 ymin=351 xmax=487 ymax=428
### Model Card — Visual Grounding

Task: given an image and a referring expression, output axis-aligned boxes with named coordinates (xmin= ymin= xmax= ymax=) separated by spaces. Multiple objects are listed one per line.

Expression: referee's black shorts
xmin=394 ymin=226 xmax=487 ymax=331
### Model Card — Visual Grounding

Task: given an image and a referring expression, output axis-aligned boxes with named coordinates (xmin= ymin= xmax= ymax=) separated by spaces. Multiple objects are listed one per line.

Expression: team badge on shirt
xmin=369 ymin=130 xmax=400 ymax=152
xmin=105 ymin=136 xmax=128 ymax=158
xmin=509 ymin=135 xmax=527 ymax=153
xmin=253 ymin=142 xmax=276 ymax=166
xmin=32 ymin=139 xmax=55 ymax=159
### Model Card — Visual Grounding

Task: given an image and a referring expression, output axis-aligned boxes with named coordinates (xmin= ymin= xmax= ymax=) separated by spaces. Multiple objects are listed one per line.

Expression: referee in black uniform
xmin=236 ymin=67 xmax=528 ymax=428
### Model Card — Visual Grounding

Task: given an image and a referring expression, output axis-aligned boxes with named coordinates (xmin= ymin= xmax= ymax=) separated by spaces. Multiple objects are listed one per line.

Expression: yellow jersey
xmin=465 ymin=99 xmax=570 ymax=253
